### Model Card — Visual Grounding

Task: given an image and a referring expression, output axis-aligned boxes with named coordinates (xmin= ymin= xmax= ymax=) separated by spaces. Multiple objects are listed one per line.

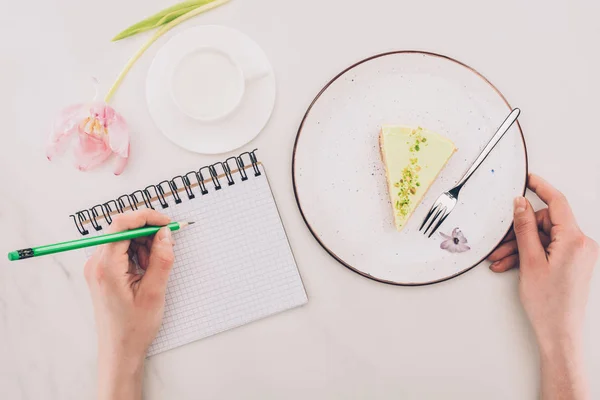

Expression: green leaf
xmin=155 ymin=5 xmax=197 ymax=26
xmin=112 ymin=0 xmax=215 ymax=41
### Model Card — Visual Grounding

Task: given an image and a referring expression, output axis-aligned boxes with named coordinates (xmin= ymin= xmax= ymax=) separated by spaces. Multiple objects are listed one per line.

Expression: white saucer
xmin=146 ymin=25 xmax=276 ymax=154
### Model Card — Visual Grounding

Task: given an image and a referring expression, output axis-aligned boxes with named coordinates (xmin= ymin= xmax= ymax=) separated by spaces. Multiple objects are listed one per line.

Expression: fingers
xmin=534 ymin=208 xmax=552 ymax=236
xmin=512 ymin=196 xmax=546 ymax=267
xmin=84 ymin=251 xmax=101 ymax=288
xmin=106 ymin=210 xmax=171 ymax=254
xmin=501 ymin=229 xmax=515 ymax=244
xmin=488 ymin=232 xmax=551 ymax=262
xmin=527 ymin=174 xmax=576 ymax=227
xmin=501 ymin=208 xmax=552 ymax=244
xmin=107 ymin=209 xmax=171 ymax=233
xmin=490 ymin=254 xmax=519 ymax=273
xmin=139 ymin=227 xmax=175 ymax=299
xmin=488 ymin=240 xmax=518 ymax=262
xmin=136 ymin=245 xmax=150 ymax=270
xmin=132 ymin=236 xmax=153 ymax=247
xmin=132 ymin=236 xmax=151 ymax=269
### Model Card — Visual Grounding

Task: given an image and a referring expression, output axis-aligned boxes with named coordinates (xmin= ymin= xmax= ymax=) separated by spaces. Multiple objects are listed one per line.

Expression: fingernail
xmin=513 ymin=197 xmax=526 ymax=214
xmin=158 ymin=227 xmax=173 ymax=244
xmin=489 ymin=261 xmax=499 ymax=270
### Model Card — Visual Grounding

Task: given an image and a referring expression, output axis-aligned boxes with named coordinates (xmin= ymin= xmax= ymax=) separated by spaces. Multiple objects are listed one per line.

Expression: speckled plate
xmin=292 ymin=51 xmax=527 ymax=285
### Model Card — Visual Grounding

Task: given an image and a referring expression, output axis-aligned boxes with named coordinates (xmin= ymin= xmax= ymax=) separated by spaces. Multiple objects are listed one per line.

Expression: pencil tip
xmin=188 ymin=221 xmax=195 ymax=225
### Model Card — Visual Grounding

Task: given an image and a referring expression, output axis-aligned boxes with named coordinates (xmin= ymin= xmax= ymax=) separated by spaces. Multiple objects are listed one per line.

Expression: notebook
xmin=70 ymin=150 xmax=308 ymax=356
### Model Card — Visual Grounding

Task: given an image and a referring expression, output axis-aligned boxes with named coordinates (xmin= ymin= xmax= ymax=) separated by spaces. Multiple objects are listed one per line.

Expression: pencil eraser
xmin=8 ymin=249 xmax=34 ymax=261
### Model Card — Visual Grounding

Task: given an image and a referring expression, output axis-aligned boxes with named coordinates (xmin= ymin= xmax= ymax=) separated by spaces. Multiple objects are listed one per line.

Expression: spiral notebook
xmin=70 ymin=150 xmax=307 ymax=356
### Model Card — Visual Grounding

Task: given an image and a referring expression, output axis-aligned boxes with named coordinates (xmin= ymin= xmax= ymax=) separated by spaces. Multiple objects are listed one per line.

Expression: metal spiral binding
xmin=91 ymin=204 xmax=110 ymax=230
xmin=222 ymin=158 xmax=235 ymax=186
xmin=158 ymin=180 xmax=181 ymax=204
xmin=185 ymin=170 xmax=207 ymax=195
xmin=200 ymin=165 xmax=221 ymax=191
xmin=75 ymin=209 xmax=95 ymax=233
xmin=249 ymin=152 xmax=261 ymax=176
xmin=131 ymin=190 xmax=153 ymax=209
xmin=89 ymin=206 xmax=104 ymax=231
xmin=233 ymin=156 xmax=248 ymax=181
xmin=145 ymin=185 xmax=167 ymax=209
xmin=70 ymin=213 xmax=89 ymax=235
xmin=118 ymin=194 xmax=136 ymax=212
xmin=172 ymin=175 xmax=195 ymax=199
xmin=99 ymin=204 xmax=113 ymax=224
xmin=71 ymin=149 xmax=260 ymax=235
xmin=104 ymin=199 xmax=120 ymax=215
xmin=194 ymin=170 xmax=209 ymax=195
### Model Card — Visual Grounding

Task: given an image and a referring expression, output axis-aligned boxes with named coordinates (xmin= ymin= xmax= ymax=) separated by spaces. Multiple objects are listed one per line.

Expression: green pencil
xmin=7 ymin=221 xmax=194 ymax=261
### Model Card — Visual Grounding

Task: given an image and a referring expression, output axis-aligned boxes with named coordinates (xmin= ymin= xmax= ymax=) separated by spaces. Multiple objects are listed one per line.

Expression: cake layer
xmin=379 ymin=126 xmax=456 ymax=231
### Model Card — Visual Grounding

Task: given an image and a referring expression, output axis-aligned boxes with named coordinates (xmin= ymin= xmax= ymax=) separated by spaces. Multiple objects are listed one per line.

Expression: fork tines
xmin=419 ymin=192 xmax=456 ymax=237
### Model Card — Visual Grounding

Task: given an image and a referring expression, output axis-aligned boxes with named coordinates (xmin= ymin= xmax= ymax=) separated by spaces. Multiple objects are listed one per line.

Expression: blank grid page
xmin=82 ymin=165 xmax=307 ymax=356
xmin=150 ymin=166 xmax=307 ymax=355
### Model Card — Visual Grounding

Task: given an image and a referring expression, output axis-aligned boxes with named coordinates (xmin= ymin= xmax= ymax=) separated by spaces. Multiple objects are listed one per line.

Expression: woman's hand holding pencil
xmin=8 ymin=208 xmax=194 ymax=399
xmin=84 ymin=210 xmax=177 ymax=400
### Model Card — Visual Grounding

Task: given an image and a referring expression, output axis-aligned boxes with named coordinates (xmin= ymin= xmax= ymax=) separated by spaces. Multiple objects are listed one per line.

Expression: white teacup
xmin=170 ymin=46 xmax=266 ymax=122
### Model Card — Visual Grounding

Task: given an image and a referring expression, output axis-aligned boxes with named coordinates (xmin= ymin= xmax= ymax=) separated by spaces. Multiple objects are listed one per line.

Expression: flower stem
xmin=104 ymin=0 xmax=230 ymax=103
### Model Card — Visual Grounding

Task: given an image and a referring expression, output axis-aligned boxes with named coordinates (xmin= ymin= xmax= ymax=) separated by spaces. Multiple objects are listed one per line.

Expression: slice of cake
xmin=379 ymin=125 xmax=456 ymax=231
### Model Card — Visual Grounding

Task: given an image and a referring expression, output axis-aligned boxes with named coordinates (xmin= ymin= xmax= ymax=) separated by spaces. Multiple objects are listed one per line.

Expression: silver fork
xmin=419 ymin=108 xmax=521 ymax=237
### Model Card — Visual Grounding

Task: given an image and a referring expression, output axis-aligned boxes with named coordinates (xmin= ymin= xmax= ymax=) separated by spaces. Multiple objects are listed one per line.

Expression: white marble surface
xmin=1 ymin=0 xmax=599 ymax=398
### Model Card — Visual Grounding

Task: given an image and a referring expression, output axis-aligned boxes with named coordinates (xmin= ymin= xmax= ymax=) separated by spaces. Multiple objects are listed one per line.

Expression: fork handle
xmin=454 ymin=108 xmax=520 ymax=190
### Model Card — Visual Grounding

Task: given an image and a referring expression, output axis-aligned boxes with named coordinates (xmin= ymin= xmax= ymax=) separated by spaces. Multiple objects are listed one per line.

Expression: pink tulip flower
xmin=47 ymin=102 xmax=130 ymax=175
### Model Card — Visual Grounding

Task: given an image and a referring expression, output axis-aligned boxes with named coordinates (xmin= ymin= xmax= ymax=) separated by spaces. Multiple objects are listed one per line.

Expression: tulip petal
xmin=74 ymin=132 xmax=112 ymax=171
xmin=113 ymin=143 xmax=129 ymax=175
xmin=107 ymin=111 xmax=130 ymax=157
xmin=49 ymin=100 xmax=131 ymax=175
xmin=47 ymin=103 xmax=85 ymax=160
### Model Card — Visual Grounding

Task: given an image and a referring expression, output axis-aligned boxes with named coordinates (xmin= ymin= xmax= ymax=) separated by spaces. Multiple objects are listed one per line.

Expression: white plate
xmin=292 ymin=51 xmax=528 ymax=285
xmin=146 ymin=25 xmax=276 ymax=154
